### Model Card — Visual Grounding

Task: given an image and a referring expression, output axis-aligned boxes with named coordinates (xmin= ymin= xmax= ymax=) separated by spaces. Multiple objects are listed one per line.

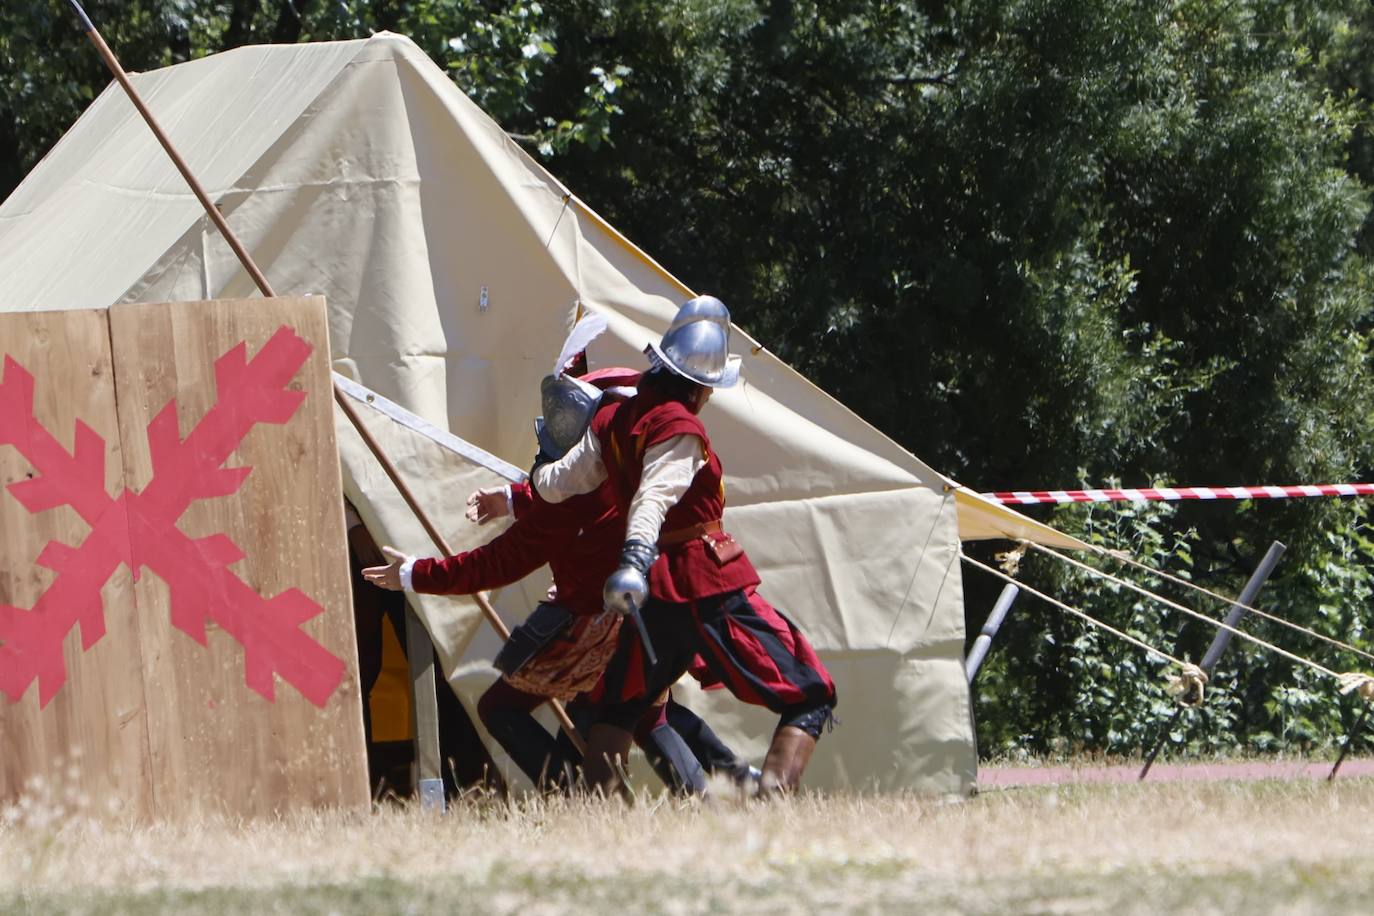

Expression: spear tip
xmin=65 ymin=0 xmax=96 ymax=33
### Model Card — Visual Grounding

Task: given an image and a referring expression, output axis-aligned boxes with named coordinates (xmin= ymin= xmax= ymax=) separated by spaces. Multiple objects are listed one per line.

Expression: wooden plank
xmin=404 ymin=606 xmax=445 ymax=812
xmin=107 ymin=296 xmax=368 ymax=818
xmin=0 ymin=308 xmax=155 ymax=818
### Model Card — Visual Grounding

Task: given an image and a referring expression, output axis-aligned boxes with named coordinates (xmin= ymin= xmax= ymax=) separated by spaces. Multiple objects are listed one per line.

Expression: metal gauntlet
xmin=603 ymin=539 xmax=658 ymax=616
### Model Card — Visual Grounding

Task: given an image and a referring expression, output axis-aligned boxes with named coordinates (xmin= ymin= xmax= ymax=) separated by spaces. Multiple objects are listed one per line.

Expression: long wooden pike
xmin=62 ymin=0 xmax=586 ymax=757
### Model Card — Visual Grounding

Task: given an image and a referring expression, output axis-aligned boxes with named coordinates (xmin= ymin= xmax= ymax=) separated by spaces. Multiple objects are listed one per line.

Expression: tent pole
xmin=1138 ymin=541 xmax=1286 ymax=780
xmin=965 ymin=584 xmax=1019 ymax=683
xmin=65 ymin=0 xmax=587 ymax=761
xmin=1329 ymin=702 xmax=1371 ymax=781
xmin=405 ymin=604 xmax=447 ymax=812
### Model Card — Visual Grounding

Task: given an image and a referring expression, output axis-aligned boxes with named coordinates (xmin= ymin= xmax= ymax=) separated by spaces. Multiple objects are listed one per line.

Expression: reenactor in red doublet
xmin=534 ymin=296 xmax=838 ymax=794
xmin=364 ymin=366 xmax=750 ymax=793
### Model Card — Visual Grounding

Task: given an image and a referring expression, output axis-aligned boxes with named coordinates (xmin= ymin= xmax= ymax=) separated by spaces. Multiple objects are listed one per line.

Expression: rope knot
xmin=1338 ymin=672 xmax=1374 ymax=702
xmin=1166 ymin=663 xmax=1208 ymax=708
xmin=996 ymin=543 xmax=1028 ymax=576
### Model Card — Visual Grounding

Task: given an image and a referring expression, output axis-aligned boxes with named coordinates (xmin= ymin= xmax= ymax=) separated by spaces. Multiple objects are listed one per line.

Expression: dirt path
xmin=979 ymin=756 xmax=1374 ymax=788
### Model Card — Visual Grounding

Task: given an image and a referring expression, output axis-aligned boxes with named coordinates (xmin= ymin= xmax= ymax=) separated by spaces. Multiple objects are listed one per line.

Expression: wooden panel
xmin=107 ymin=296 xmax=367 ymax=817
xmin=0 ymin=308 xmax=154 ymax=817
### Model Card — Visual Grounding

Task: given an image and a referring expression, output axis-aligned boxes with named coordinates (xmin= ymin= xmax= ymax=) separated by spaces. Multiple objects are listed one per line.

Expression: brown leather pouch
xmin=703 ymin=533 xmax=743 ymax=565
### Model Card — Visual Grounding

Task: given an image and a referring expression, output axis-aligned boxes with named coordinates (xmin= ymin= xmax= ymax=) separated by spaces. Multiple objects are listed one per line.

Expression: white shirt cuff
xmin=504 ymin=485 xmax=514 ymax=517
xmin=399 ymin=556 xmax=417 ymax=592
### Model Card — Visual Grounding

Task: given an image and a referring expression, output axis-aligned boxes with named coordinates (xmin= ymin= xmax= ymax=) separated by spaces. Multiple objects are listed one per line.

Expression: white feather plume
xmin=552 ymin=310 xmax=608 ymax=376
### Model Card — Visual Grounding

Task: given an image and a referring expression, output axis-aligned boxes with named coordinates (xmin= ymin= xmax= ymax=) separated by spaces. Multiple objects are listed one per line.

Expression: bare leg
xmin=582 ymin=724 xmax=635 ymax=797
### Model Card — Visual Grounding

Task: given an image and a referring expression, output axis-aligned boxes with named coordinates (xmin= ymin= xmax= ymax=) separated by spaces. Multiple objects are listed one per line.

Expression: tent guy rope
xmin=59 ymin=0 xmax=590 ymax=754
xmin=1061 ymin=540 xmax=1374 ymax=668
xmin=1003 ymin=541 xmax=1374 ymax=702
xmin=960 ymin=552 xmax=1210 ymax=706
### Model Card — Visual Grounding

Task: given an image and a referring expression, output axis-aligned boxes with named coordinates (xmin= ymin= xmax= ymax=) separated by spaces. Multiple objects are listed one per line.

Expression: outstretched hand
xmin=466 ymin=486 xmax=510 ymax=525
xmin=361 ymin=546 xmax=409 ymax=591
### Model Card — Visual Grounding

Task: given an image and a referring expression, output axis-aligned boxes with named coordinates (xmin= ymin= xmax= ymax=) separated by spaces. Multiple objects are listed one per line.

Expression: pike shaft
xmin=70 ymin=2 xmax=275 ymax=298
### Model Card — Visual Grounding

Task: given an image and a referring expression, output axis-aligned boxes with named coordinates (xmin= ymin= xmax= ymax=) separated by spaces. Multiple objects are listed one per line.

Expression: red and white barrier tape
xmin=986 ymin=484 xmax=1374 ymax=505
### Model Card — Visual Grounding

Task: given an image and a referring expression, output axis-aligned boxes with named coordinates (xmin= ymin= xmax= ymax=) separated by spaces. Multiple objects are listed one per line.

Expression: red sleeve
xmin=589 ymin=398 xmax=620 ymax=439
xmin=410 ymin=513 xmax=550 ymax=595
xmin=510 ymin=480 xmax=534 ymax=519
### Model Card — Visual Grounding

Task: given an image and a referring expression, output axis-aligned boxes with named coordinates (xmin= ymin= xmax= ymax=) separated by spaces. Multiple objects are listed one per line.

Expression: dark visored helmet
xmin=535 ymin=373 xmax=603 ymax=459
xmin=645 ymin=295 xmax=742 ymax=388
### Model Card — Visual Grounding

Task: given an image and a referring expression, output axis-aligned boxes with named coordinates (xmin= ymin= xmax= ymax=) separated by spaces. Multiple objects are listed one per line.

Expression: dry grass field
xmin=3 ymin=773 xmax=1373 ymax=914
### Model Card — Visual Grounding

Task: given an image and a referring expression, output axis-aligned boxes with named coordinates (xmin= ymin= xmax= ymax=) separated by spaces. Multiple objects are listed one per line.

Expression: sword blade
xmin=627 ymin=600 xmax=657 ymax=668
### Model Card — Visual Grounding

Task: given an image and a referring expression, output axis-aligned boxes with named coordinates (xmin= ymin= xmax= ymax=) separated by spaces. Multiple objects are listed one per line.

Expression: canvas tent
xmin=0 ymin=32 xmax=1086 ymax=794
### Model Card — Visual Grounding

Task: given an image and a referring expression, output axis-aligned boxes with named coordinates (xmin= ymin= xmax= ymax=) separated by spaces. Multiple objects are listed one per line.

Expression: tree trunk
xmin=272 ymin=0 xmax=313 ymax=44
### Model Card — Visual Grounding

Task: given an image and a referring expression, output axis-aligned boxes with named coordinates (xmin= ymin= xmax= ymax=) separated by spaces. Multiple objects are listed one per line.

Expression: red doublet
xmin=593 ymin=390 xmax=760 ymax=602
xmin=410 ymin=480 xmax=623 ymax=617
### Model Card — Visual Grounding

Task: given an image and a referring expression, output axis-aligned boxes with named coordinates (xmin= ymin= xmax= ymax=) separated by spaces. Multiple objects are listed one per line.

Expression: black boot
xmin=666 ymin=697 xmax=753 ymax=783
xmin=478 ymin=686 xmax=571 ymax=790
xmin=642 ymin=724 xmax=708 ymax=795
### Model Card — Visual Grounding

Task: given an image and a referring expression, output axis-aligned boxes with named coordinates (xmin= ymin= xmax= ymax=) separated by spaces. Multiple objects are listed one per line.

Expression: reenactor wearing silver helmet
xmin=534 ymin=295 xmax=838 ymax=795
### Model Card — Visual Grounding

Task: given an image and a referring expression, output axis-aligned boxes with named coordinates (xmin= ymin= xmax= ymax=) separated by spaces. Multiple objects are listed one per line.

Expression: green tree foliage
xmin=4 ymin=0 xmax=1374 ymax=758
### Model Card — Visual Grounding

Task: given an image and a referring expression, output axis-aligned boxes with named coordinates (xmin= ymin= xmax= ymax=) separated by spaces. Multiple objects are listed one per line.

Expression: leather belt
xmin=658 ymin=518 xmax=723 ymax=547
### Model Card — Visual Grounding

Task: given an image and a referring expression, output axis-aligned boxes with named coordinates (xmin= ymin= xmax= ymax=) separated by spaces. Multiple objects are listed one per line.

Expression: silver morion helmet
xmin=645 ymin=295 xmax=742 ymax=388
xmin=535 ymin=373 xmax=602 ymax=459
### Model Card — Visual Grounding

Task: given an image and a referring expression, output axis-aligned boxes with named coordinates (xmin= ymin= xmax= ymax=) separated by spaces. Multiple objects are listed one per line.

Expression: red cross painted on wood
xmin=0 ymin=326 xmax=345 ymax=708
